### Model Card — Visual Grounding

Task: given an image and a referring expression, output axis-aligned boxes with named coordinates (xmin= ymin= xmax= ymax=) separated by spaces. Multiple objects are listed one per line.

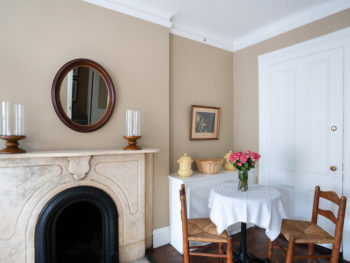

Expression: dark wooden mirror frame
xmin=51 ymin=58 xmax=115 ymax=133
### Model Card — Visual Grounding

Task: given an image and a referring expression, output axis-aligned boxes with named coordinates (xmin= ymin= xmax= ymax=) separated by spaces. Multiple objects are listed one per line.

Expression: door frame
xmin=258 ymin=26 xmax=350 ymax=259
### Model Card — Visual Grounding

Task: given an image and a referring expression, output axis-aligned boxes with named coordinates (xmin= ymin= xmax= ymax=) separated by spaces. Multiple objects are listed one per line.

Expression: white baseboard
xmin=152 ymin=226 xmax=170 ymax=248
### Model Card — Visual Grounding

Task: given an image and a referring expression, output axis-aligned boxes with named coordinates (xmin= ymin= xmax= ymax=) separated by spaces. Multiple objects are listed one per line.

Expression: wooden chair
xmin=179 ymin=184 xmax=233 ymax=263
xmin=267 ymin=185 xmax=347 ymax=263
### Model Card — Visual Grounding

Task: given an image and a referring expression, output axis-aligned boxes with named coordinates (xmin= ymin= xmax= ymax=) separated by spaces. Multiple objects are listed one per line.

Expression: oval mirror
xmin=52 ymin=59 xmax=115 ymax=132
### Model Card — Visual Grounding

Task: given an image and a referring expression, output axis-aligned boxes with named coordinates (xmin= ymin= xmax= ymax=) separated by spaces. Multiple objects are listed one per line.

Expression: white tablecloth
xmin=208 ymin=184 xmax=287 ymax=240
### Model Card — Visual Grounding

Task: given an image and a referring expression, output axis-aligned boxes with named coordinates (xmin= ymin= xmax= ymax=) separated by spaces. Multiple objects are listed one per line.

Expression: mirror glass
xmin=59 ymin=66 xmax=109 ymax=125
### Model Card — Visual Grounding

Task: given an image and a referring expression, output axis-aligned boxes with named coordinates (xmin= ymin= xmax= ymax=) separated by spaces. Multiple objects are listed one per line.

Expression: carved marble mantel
xmin=0 ymin=149 xmax=158 ymax=263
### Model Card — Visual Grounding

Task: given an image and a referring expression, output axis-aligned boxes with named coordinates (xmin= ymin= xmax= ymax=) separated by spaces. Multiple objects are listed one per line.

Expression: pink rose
xmin=236 ymin=162 xmax=243 ymax=166
xmin=250 ymin=152 xmax=260 ymax=161
xmin=240 ymin=157 xmax=247 ymax=163
xmin=228 ymin=153 xmax=234 ymax=161
xmin=240 ymin=153 xmax=249 ymax=163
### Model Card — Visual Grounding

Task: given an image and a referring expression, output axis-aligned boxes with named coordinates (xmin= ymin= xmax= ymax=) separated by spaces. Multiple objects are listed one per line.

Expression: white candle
xmin=1 ymin=101 xmax=11 ymax=136
xmin=125 ymin=109 xmax=133 ymax=136
xmin=133 ymin=111 xmax=141 ymax=136
xmin=125 ymin=109 xmax=141 ymax=136
xmin=14 ymin=104 xmax=24 ymax=135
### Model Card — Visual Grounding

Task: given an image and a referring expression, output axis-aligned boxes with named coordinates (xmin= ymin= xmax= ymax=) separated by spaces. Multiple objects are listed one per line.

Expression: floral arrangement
xmin=227 ymin=150 xmax=261 ymax=171
xmin=227 ymin=150 xmax=261 ymax=191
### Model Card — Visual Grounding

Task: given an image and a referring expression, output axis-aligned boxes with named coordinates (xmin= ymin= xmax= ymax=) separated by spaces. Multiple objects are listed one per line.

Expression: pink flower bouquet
xmin=227 ymin=150 xmax=261 ymax=172
xmin=227 ymin=150 xmax=261 ymax=191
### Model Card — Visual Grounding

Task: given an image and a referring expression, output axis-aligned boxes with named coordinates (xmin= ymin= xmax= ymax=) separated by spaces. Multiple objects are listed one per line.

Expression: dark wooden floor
xmin=146 ymin=227 xmax=348 ymax=263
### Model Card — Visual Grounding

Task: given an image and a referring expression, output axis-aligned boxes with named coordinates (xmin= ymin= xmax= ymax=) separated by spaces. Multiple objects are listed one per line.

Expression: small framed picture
xmin=190 ymin=105 xmax=221 ymax=140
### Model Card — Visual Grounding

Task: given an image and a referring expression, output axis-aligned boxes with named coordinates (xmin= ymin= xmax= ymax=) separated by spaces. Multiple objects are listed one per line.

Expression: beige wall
xmin=170 ymin=34 xmax=233 ymax=172
xmin=233 ymin=9 xmax=350 ymax=153
xmin=3 ymin=0 xmax=346 ymax=232
xmin=0 ymin=0 xmax=169 ymax=229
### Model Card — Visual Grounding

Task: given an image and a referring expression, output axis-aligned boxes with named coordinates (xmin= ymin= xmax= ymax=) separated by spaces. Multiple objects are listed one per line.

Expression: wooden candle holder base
xmin=123 ymin=136 xmax=141 ymax=150
xmin=0 ymin=135 xmax=26 ymax=154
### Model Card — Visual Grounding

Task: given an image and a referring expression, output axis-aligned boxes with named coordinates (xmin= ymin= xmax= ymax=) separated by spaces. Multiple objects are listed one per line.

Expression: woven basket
xmin=195 ymin=158 xmax=224 ymax=174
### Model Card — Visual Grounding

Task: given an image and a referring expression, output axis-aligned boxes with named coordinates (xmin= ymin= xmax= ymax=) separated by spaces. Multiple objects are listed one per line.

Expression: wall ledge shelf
xmin=0 ymin=148 xmax=159 ymax=159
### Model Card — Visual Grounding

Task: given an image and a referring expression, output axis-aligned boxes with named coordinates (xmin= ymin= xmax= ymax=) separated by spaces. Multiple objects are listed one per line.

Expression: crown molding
xmin=83 ymin=0 xmax=350 ymax=53
xmin=232 ymin=0 xmax=350 ymax=52
xmin=170 ymin=24 xmax=233 ymax=52
xmin=83 ymin=0 xmax=175 ymax=28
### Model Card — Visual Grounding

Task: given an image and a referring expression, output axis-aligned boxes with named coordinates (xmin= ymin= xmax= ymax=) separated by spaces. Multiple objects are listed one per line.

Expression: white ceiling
xmin=83 ymin=0 xmax=350 ymax=52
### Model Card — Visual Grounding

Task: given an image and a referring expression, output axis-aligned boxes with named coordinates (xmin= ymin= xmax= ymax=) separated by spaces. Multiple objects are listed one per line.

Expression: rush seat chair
xmin=267 ymin=185 xmax=347 ymax=263
xmin=179 ymin=184 xmax=233 ymax=263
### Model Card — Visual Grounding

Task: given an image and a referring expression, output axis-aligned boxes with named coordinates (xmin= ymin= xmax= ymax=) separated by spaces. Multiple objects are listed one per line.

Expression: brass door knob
xmin=331 ymin=126 xmax=337 ymax=131
xmin=330 ymin=166 xmax=337 ymax=171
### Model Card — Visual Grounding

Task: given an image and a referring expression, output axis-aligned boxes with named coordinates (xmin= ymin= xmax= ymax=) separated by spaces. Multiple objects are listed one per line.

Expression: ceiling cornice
xmin=170 ymin=24 xmax=233 ymax=52
xmin=83 ymin=0 xmax=175 ymax=28
xmin=83 ymin=0 xmax=350 ymax=53
xmin=232 ymin=0 xmax=350 ymax=51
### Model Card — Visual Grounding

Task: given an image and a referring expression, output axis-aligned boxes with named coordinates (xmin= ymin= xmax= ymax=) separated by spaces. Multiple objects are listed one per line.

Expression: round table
xmin=208 ymin=184 xmax=287 ymax=262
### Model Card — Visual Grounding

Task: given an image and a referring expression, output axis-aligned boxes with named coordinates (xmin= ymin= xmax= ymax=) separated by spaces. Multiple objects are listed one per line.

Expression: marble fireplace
xmin=0 ymin=149 xmax=158 ymax=263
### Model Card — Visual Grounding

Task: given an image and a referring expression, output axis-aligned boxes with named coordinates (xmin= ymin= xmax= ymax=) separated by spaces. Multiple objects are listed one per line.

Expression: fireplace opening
xmin=56 ymin=201 xmax=103 ymax=262
xmin=35 ymin=186 xmax=118 ymax=263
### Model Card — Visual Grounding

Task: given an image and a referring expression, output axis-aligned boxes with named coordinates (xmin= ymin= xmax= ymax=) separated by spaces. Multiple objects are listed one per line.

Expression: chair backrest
xmin=179 ymin=184 xmax=189 ymax=241
xmin=311 ymin=185 xmax=347 ymax=243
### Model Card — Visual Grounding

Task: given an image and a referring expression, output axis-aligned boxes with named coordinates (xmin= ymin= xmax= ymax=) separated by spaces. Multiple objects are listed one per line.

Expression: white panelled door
xmin=270 ymin=48 xmax=343 ymax=236
xmin=259 ymin=28 xmax=350 ymax=257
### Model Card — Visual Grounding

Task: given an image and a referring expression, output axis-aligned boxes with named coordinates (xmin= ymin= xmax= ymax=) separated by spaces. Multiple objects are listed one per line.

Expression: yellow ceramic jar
xmin=177 ymin=153 xmax=193 ymax=177
xmin=224 ymin=150 xmax=236 ymax=170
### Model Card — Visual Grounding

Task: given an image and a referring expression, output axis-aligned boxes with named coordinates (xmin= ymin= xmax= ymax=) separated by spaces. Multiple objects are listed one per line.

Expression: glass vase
xmin=238 ymin=170 xmax=248 ymax=192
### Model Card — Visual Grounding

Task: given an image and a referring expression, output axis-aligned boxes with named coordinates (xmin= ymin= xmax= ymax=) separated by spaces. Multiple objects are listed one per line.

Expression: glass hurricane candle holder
xmin=124 ymin=109 xmax=141 ymax=150
xmin=0 ymin=101 xmax=26 ymax=154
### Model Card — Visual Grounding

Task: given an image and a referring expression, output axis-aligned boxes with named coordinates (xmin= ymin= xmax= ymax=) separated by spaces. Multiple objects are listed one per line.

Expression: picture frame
xmin=190 ymin=105 xmax=221 ymax=140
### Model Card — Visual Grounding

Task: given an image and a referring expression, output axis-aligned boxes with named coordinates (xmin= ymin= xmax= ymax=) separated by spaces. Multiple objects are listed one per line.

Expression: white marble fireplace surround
xmin=0 ymin=149 xmax=158 ymax=263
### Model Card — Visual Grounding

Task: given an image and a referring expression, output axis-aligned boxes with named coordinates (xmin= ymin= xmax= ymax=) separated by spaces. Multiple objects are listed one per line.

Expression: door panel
xmin=270 ymin=64 xmax=297 ymax=186
xmin=296 ymin=50 xmax=343 ymax=193
xmin=303 ymin=59 xmax=330 ymax=175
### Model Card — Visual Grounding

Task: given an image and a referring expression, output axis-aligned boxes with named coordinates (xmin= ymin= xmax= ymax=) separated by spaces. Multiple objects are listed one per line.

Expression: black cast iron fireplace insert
xmin=35 ymin=186 xmax=118 ymax=263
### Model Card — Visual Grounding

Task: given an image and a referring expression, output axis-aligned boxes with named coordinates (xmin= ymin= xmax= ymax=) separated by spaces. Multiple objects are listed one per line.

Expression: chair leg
xmin=183 ymin=240 xmax=190 ymax=263
xmin=218 ymin=242 xmax=222 ymax=253
xmin=330 ymin=245 xmax=340 ymax=263
xmin=226 ymin=237 xmax=233 ymax=263
xmin=218 ymin=242 xmax=223 ymax=263
xmin=285 ymin=237 xmax=295 ymax=263
xmin=267 ymin=239 xmax=274 ymax=260
xmin=307 ymin=244 xmax=315 ymax=263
